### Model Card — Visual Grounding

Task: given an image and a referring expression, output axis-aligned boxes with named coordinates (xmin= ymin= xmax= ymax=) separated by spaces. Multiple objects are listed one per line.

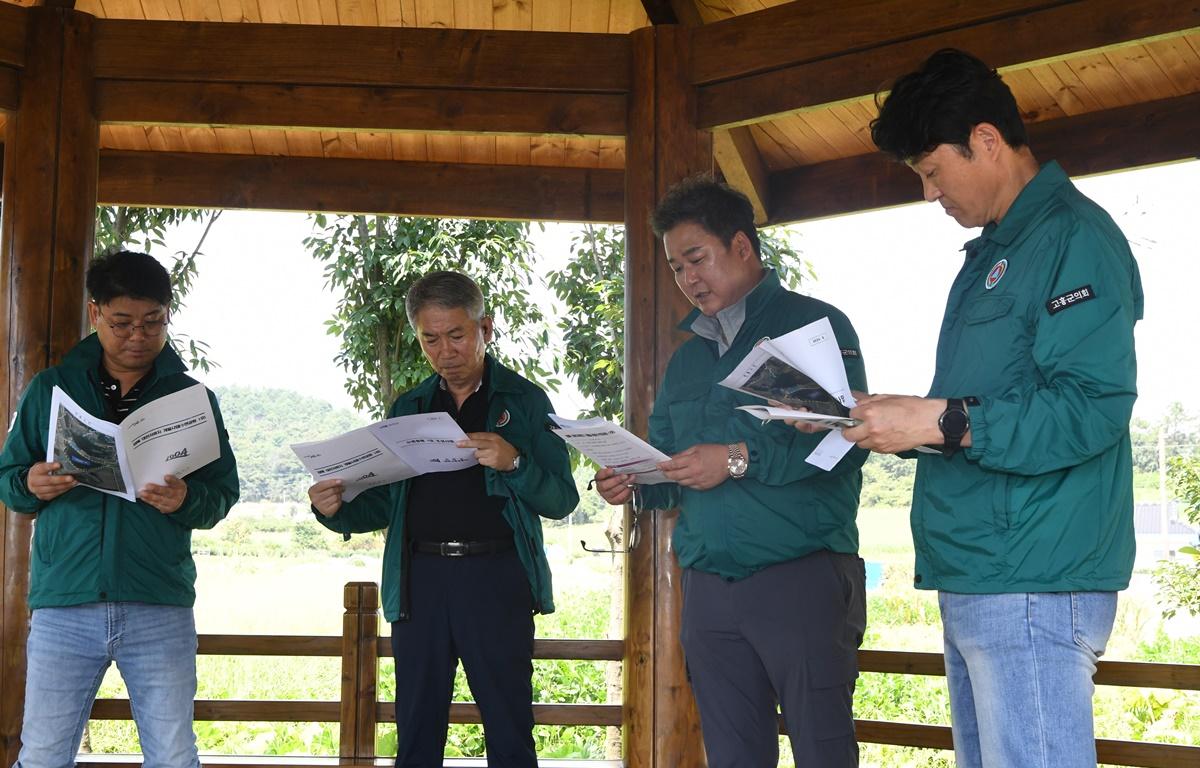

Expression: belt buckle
xmin=441 ymin=540 xmax=469 ymax=557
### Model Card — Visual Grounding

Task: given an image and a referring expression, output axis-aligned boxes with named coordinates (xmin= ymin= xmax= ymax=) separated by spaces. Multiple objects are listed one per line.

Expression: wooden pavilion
xmin=1 ymin=0 xmax=1199 ymax=765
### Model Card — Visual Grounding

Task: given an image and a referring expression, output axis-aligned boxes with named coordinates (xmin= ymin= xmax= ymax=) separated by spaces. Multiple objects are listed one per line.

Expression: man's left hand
xmin=659 ymin=443 xmax=738 ymax=490
xmin=459 ymin=432 xmax=520 ymax=472
xmin=843 ymin=395 xmax=945 ymax=454
xmin=139 ymin=475 xmax=188 ymax=514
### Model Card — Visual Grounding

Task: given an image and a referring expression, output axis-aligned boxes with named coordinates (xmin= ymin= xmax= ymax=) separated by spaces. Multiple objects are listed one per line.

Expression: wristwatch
xmin=727 ymin=444 xmax=749 ymax=479
xmin=509 ymin=453 xmax=521 ymax=472
xmin=938 ymin=398 xmax=970 ymax=457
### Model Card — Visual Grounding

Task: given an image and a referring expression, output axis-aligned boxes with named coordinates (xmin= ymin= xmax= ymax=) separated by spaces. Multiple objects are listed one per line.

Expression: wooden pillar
xmin=623 ymin=24 xmax=712 ymax=768
xmin=0 ymin=7 xmax=98 ymax=763
xmin=338 ymin=581 xmax=379 ymax=763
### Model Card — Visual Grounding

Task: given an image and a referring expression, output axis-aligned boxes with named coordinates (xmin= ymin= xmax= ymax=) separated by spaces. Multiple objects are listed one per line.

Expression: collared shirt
xmin=97 ymin=366 xmax=153 ymax=424
xmin=406 ymin=366 xmax=511 ymax=542
xmin=688 ymin=271 xmax=766 ymax=357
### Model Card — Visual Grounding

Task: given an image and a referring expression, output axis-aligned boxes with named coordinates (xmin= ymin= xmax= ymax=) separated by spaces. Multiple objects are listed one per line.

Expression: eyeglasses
xmin=94 ymin=306 xmax=170 ymax=339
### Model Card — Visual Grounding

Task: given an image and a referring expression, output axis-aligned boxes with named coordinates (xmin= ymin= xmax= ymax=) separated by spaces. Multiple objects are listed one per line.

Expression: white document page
xmin=736 ymin=405 xmax=860 ymax=430
xmin=548 ymin=415 xmax=673 ymax=485
xmin=367 ymin=412 xmax=477 ymax=476
xmin=291 ymin=427 xmax=417 ymax=502
xmin=47 ymin=386 xmax=135 ymax=500
xmin=122 ymin=383 xmax=220 ymax=489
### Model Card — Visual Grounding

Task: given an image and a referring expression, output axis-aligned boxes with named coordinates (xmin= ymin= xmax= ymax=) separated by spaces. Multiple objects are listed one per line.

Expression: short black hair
xmin=650 ymin=176 xmax=761 ymax=258
xmin=870 ymin=48 xmax=1028 ymax=162
xmin=86 ymin=250 xmax=172 ymax=306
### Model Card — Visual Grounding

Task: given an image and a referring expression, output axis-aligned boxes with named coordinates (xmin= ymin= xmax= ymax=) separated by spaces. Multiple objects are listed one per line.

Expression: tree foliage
xmin=214 ymin=386 xmax=365 ymax=503
xmin=94 ymin=206 xmax=223 ymax=372
xmin=1154 ymin=456 xmax=1200 ymax=619
xmin=547 ymin=224 xmax=814 ymax=426
xmin=304 ymin=215 xmax=557 ymax=418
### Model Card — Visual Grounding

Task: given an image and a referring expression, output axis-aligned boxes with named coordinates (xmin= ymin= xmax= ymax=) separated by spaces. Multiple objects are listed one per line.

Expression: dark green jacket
xmin=315 ymin=356 xmax=578 ymax=622
xmin=640 ymin=271 xmax=868 ymax=580
xmin=0 ymin=334 xmax=240 ymax=609
xmin=916 ymin=162 xmax=1143 ymax=593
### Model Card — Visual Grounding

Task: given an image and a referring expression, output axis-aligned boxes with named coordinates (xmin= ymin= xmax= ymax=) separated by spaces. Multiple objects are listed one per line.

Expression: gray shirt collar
xmin=690 ymin=290 xmax=751 ymax=357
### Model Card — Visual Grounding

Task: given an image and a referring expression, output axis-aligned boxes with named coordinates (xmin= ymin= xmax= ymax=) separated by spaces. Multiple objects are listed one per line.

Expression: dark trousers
xmin=680 ymin=550 xmax=867 ymax=768
xmin=391 ymin=549 xmax=536 ymax=768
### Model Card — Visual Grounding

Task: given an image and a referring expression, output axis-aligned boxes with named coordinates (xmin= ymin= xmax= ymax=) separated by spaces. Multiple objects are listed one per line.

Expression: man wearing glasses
xmin=594 ymin=178 xmax=869 ymax=767
xmin=0 ymin=250 xmax=240 ymax=767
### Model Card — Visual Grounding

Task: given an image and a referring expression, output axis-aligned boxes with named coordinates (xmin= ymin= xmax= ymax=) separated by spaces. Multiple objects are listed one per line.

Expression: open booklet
xmin=548 ymin=415 xmax=672 ymax=485
xmin=47 ymin=384 xmax=221 ymax=502
xmin=718 ymin=316 xmax=859 ymax=471
xmin=290 ymin=412 xmax=478 ymax=501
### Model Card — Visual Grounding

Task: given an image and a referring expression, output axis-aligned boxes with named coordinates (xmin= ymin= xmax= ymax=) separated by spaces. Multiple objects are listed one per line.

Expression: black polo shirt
xmin=97 ymin=366 xmax=152 ymax=425
xmin=406 ymin=370 xmax=511 ymax=543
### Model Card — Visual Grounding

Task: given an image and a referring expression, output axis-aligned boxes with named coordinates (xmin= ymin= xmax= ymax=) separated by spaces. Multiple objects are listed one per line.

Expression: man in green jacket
xmin=0 ymin=250 xmax=240 ymax=767
xmin=844 ymin=49 xmax=1143 ymax=767
xmin=308 ymin=271 xmax=577 ymax=768
xmin=595 ymin=179 xmax=869 ymax=767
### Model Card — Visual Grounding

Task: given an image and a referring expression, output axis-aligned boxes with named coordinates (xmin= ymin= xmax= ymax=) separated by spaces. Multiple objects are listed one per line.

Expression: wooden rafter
xmin=93 ymin=19 xmax=631 ymax=93
xmin=96 ymin=150 xmax=625 ymax=223
xmin=696 ymin=0 xmax=1200 ymax=129
xmin=765 ymin=91 xmax=1200 ymax=225
xmin=96 ymin=81 xmax=627 ymax=139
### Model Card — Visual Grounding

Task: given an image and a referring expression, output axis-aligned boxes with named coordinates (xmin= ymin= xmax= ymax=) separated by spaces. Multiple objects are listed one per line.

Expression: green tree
xmin=304 ymin=215 xmax=557 ymax=418
xmin=94 ymin=206 xmax=223 ymax=372
xmin=1153 ymin=456 xmax=1200 ymax=618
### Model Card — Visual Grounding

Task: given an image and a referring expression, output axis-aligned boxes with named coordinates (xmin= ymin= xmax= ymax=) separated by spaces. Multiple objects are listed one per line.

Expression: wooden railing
xmin=85 ymin=581 xmax=1200 ymax=767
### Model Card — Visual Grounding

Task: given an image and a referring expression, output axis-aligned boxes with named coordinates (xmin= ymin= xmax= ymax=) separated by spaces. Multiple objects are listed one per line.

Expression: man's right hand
xmin=308 ymin=479 xmax=345 ymax=518
xmin=593 ymin=467 xmax=634 ymax=506
xmin=27 ymin=462 xmax=77 ymax=501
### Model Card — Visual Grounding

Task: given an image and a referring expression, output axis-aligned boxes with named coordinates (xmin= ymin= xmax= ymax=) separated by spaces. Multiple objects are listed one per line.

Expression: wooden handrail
xmin=83 ymin=581 xmax=1200 ymax=766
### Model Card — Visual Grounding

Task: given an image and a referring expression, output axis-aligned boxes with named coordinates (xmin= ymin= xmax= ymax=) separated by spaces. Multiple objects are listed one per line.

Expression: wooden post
xmin=623 ymin=24 xmax=712 ymax=768
xmin=339 ymin=582 xmax=379 ymax=763
xmin=0 ymin=7 xmax=97 ymax=764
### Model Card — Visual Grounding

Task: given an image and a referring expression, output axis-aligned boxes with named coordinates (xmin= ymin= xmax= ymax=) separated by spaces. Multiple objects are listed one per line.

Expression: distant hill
xmin=214 ymin=386 xmax=366 ymax=504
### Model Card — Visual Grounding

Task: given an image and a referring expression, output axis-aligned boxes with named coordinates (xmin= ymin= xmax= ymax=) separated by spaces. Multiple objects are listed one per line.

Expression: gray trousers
xmin=680 ymin=550 xmax=866 ymax=768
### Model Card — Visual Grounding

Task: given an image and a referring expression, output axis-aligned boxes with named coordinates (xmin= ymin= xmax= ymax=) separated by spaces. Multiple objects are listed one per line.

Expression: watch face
xmin=940 ymin=408 xmax=969 ymax=439
xmin=729 ymin=456 xmax=748 ymax=478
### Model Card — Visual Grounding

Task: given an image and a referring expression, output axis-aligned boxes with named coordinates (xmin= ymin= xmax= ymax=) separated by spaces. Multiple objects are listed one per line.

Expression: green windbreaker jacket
xmin=315 ymin=356 xmax=578 ymax=622
xmin=639 ymin=270 xmax=869 ymax=581
xmin=915 ymin=161 xmax=1144 ymax=593
xmin=0 ymin=334 xmax=240 ymax=609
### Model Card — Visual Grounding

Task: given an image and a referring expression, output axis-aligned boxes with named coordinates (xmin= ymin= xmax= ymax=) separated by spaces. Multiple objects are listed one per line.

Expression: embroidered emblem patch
xmin=984 ymin=259 xmax=1008 ymax=290
xmin=839 ymin=348 xmax=860 ymax=358
xmin=495 ymin=409 xmax=511 ymax=428
xmin=1046 ymin=285 xmax=1096 ymax=316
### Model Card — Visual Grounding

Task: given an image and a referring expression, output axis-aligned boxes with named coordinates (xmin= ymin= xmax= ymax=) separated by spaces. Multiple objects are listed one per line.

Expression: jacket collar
xmin=972 ymin=161 xmax=1070 ymax=250
xmin=676 ymin=267 xmax=783 ymax=333
xmin=61 ymin=333 xmax=188 ymax=379
xmin=411 ymin=353 xmax=520 ymax=408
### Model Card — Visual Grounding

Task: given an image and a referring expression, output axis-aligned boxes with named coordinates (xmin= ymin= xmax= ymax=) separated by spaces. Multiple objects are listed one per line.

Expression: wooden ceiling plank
xmin=283 ymin=128 xmax=324 ymax=157
xmin=426 ymin=134 xmax=462 ymax=163
xmin=295 ymin=0 xmax=324 ymax=24
xmin=76 ymin=0 xmax=107 ymax=17
xmin=1002 ymin=68 xmax=1068 ymax=124
xmin=713 ymin=126 xmax=769 ymax=224
xmin=1104 ymin=45 xmax=1183 ymax=101
xmin=97 ymin=150 xmax=626 ymax=222
xmin=1063 ymin=53 xmax=1139 ymax=111
xmin=1043 ymin=59 xmax=1106 ymax=114
xmin=456 ymin=0 xmax=491 ymax=30
xmin=355 ymin=130 xmax=394 ymax=160
xmin=92 ymin=18 xmax=632 ymax=92
xmin=766 ymin=91 xmax=1200 ymax=226
xmin=571 ymin=0 xmax=610 ymax=34
xmin=180 ymin=125 xmax=220 ymax=153
xmin=495 ymin=135 xmax=532 ymax=165
xmin=414 ymin=0 xmax=451 ymax=28
xmin=335 ymin=0 xmax=377 ymax=27
xmin=697 ymin=0 xmax=1200 ymax=130
xmin=772 ymin=115 xmax=838 ymax=164
xmin=1144 ymin=36 xmax=1200 ymax=95
xmin=611 ymin=0 xmax=650 ymax=33
xmin=1027 ymin=63 xmax=1093 ymax=116
xmin=492 ymin=0 xmax=531 ymax=30
xmin=213 ymin=126 xmax=256 ymax=154
xmin=795 ymin=108 xmax=870 ymax=157
xmin=176 ymin=0 xmax=222 ymax=21
xmin=755 ymin=121 xmax=807 ymax=166
xmin=824 ymin=102 xmax=876 ymax=154
xmin=460 ymin=134 xmax=497 ymax=165
xmin=530 ymin=136 xmax=567 ymax=166
xmin=102 ymin=0 xmax=146 ymax=18
xmin=747 ymin=124 xmax=790 ymax=172
xmin=143 ymin=124 xmax=171 ymax=150
xmin=248 ymin=127 xmax=289 ymax=156
xmin=563 ymin=136 xmax=601 ymax=168
xmin=532 ymin=0 xmax=570 ymax=32
xmin=389 ymin=132 xmax=428 ymax=161
xmin=214 ymin=0 xmax=259 ymax=23
xmin=597 ymin=137 xmax=624 ymax=169
xmin=96 ymin=81 xmax=627 ymax=138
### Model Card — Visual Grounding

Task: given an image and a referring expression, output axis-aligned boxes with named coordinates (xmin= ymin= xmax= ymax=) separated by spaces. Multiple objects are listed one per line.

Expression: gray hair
xmin=405 ymin=270 xmax=486 ymax=328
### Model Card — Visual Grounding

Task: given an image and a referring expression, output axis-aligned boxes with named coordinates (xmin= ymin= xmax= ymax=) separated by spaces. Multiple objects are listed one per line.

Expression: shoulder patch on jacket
xmin=840 ymin=348 xmax=860 ymax=358
xmin=1046 ymin=285 xmax=1096 ymax=316
xmin=495 ymin=409 xmax=511 ymax=428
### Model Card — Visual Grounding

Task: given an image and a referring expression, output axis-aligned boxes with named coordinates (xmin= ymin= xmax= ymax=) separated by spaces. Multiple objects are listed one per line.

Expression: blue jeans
xmin=16 ymin=602 xmax=200 ymax=768
xmin=939 ymin=591 xmax=1117 ymax=768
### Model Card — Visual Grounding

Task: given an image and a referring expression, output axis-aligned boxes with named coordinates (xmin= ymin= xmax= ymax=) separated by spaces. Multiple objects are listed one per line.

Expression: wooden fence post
xmin=340 ymin=581 xmax=379 ymax=763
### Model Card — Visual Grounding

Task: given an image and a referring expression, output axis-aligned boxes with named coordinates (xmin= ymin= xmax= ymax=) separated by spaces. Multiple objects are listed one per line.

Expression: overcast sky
xmin=160 ymin=159 xmax=1199 ymax=426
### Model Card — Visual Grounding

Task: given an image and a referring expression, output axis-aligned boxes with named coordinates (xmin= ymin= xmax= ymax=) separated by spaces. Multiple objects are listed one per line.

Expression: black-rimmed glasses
xmin=94 ymin=305 xmax=170 ymax=339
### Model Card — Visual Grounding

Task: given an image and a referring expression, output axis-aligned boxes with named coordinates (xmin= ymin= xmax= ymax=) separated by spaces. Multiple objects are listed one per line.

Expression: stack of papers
xmin=548 ymin=415 xmax=672 ymax=485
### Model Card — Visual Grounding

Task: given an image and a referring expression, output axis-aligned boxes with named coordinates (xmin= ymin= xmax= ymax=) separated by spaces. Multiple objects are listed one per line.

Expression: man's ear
xmin=480 ymin=316 xmax=494 ymax=344
xmin=971 ymin=122 xmax=1005 ymax=158
xmin=86 ymin=301 xmax=100 ymax=329
xmin=733 ymin=230 xmax=755 ymax=262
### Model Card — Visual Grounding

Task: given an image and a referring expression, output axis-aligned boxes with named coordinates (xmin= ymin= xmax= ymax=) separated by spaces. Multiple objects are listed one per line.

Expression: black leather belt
xmin=412 ymin=539 xmax=514 ymax=557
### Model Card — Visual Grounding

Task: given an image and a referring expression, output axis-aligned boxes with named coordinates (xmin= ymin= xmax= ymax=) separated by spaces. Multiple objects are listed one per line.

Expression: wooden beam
xmin=97 ymin=151 xmax=624 ymax=223
xmin=766 ymin=91 xmax=1200 ymax=225
xmin=640 ymin=1 xmax=703 ymax=26
xmin=697 ymin=0 xmax=1200 ymax=130
xmin=96 ymin=81 xmax=626 ymax=138
xmin=94 ymin=20 xmax=630 ymax=93
xmin=713 ymin=123 xmax=769 ymax=225
xmin=691 ymin=0 xmax=1054 ymax=86
xmin=0 ymin=4 xmax=25 ymax=69
xmin=0 ymin=68 xmax=17 ymax=111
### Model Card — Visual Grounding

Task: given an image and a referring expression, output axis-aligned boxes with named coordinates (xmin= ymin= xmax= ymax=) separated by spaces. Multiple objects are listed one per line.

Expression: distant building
xmin=1134 ymin=502 xmax=1200 ymax=565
